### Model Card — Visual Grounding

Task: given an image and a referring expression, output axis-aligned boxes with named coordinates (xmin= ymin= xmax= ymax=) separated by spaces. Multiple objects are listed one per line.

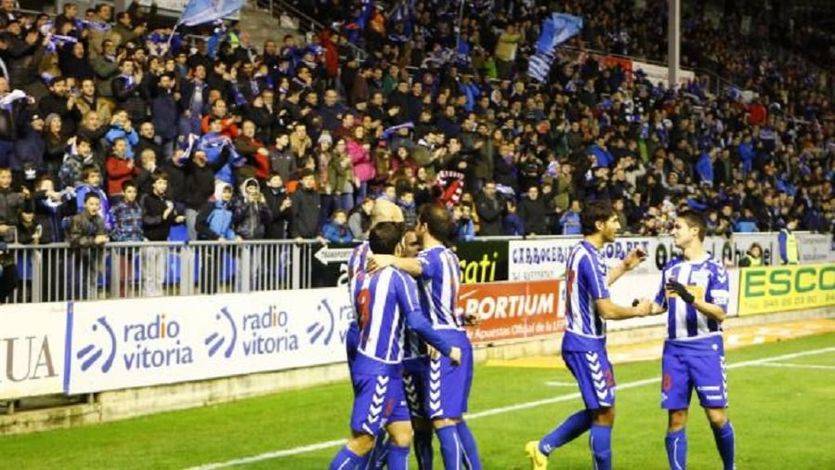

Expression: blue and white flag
xmin=528 ymin=13 xmax=583 ymax=83
xmin=178 ymin=0 xmax=244 ymax=27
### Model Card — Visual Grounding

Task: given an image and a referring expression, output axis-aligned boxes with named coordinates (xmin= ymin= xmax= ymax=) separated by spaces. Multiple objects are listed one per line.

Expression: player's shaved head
xmin=418 ymin=203 xmax=454 ymax=244
xmin=369 ymin=222 xmax=403 ymax=255
xmin=371 ymin=198 xmax=404 ymax=226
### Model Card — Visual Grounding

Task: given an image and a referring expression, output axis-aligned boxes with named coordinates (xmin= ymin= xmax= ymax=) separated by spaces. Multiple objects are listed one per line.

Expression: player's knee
xmin=668 ymin=409 xmax=688 ymax=431
xmin=592 ymin=407 xmax=615 ymax=426
xmin=706 ymin=408 xmax=728 ymax=429
xmin=432 ymin=417 xmax=458 ymax=430
xmin=347 ymin=433 xmax=376 ymax=456
xmin=389 ymin=427 xmax=414 ymax=447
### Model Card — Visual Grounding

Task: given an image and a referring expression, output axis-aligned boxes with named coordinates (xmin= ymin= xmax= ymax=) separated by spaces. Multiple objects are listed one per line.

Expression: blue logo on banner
xmin=205 ymin=307 xmax=238 ymax=358
xmin=307 ymin=298 xmax=336 ymax=346
xmin=77 ymin=316 xmax=116 ymax=373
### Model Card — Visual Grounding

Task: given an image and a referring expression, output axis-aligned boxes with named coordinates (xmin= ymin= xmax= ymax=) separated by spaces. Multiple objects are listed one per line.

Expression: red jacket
xmin=105 ymin=156 xmax=136 ymax=196
xmin=201 ymin=114 xmax=240 ymax=139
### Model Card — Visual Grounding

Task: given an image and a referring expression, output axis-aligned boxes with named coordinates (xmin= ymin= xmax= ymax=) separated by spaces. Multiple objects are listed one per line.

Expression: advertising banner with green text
xmin=738 ymin=264 xmax=835 ymax=316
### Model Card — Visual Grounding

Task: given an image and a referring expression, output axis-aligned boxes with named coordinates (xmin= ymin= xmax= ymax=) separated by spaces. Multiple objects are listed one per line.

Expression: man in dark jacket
xmin=66 ymin=192 xmax=108 ymax=298
xmin=140 ymin=171 xmax=184 ymax=296
xmin=184 ymin=148 xmax=229 ymax=240
xmin=0 ymin=167 xmax=23 ymax=242
xmin=111 ymin=59 xmax=147 ymax=123
xmin=475 ymin=181 xmax=504 ymax=236
xmin=262 ymin=172 xmax=292 ymax=239
xmin=290 ymin=169 xmax=321 ymax=239
xmin=39 ymin=76 xmax=80 ymax=136
xmin=151 ymin=73 xmax=178 ymax=157
xmin=518 ymin=185 xmax=548 ymax=235
xmin=141 ymin=171 xmax=185 ymax=241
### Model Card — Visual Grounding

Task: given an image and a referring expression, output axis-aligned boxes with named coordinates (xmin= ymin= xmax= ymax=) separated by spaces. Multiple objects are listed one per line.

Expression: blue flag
xmin=528 ymin=13 xmax=583 ymax=83
xmin=179 ymin=0 xmax=244 ymax=26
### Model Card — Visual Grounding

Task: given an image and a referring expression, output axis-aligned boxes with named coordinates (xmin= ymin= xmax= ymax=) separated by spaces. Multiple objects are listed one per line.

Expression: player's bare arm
xmin=595 ymin=297 xmax=657 ymax=319
xmin=606 ymin=248 xmax=647 ymax=286
xmin=367 ymin=254 xmax=423 ymax=276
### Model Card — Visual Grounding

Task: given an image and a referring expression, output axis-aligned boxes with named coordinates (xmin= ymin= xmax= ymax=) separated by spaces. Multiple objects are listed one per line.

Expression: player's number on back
xmin=357 ymin=289 xmax=371 ymax=328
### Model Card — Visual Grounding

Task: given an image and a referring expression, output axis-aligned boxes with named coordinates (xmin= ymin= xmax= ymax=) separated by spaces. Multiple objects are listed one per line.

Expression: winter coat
xmin=290 ymin=187 xmax=321 ymax=238
xmin=105 ymin=155 xmax=135 ymax=196
xmin=196 ymin=199 xmax=236 ymax=240
xmin=347 ymin=139 xmax=375 ymax=183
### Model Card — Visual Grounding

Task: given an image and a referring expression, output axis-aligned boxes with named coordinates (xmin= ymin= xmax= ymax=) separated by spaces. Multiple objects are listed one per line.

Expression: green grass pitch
xmin=1 ymin=333 xmax=833 ymax=469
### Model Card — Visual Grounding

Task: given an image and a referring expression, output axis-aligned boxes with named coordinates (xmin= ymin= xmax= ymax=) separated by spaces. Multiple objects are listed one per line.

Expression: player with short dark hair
xmin=648 ymin=211 xmax=735 ymax=470
xmin=526 ymin=199 xmax=658 ymax=470
xmin=329 ymin=222 xmax=461 ymax=470
xmin=368 ymin=203 xmax=482 ymax=469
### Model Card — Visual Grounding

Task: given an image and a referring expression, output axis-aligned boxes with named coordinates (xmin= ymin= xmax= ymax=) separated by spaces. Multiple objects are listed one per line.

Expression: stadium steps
xmin=240 ymin=0 xmax=306 ymax=51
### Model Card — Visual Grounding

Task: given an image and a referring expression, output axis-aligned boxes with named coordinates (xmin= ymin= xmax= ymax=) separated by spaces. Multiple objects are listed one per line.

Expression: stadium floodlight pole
xmin=668 ymin=0 xmax=681 ymax=88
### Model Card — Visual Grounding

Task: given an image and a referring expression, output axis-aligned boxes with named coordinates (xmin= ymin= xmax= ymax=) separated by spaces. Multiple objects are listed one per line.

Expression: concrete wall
xmin=2 ymin=307 xmax=832 ymax=435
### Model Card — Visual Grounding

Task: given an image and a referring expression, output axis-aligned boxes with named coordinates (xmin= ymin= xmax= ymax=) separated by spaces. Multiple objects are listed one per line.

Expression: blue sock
xmin=665 ymin=429 xmax=687 ymax=470
xmin=589 ymin=424 xmax=612 ymax=470
xmin=366 ymin=434 xmax=388 ymax=470
xmin=413 ymin=429 xmax=434 ymax=470
xmin=712 ymin=421 xmax=735 ymax=470
xmin=539 ymin=410 xmax=592 ymax=455
xmin=330 ymin=445 xmax=362 ymax=470
xmin=456 ymin=421 xmax=482 ymax=470
xmin=385 ymin=442 xmax=410 ymax=470
xmin=436 ymin=425 xmax=463 ymax=470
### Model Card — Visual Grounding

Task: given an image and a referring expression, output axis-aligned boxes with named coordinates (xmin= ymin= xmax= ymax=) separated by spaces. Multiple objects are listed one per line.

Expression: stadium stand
xmin=0 ymin=0 xmax=830 ymax=304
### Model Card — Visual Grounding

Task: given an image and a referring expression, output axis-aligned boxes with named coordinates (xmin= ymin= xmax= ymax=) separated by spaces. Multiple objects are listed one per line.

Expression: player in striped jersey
xmin=346 ymin=199 xmax=406 ymax=373
xmin=368 ymin=204 xmax=482 ymax=470
xmin=648 ymin=212 xmax=735 ymax=470
xmin=345 ymin=200 xmax=406 ymax=469
xmin=527 ymin=200 xmax=657 ymax=470
xmin=330 ymin=222 xmax=462 ymax=470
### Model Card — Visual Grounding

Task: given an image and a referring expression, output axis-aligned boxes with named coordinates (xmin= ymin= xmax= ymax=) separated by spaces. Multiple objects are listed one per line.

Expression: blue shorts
xmin=661 ymin=338 xmax=728 ymax=410
xmin=562 ymin=349 xmax=616 ymax=409
xmin=403 ymin=357 xmax=428 ymax=419
xmin=350 ymin=372 xmax=411 ymax=436
xmin=424 ymin=331 xmax=473 ymax=420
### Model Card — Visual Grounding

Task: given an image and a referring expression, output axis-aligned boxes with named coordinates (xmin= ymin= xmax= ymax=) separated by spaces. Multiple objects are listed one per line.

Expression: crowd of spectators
xmin=0 ymin=0 xmax=830 ymax=250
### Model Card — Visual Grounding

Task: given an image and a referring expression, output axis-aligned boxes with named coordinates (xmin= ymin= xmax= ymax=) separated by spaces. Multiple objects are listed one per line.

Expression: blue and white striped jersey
xmin=348 ymin=241 xmax=425 ymax=359
xmin=655 ymin=255 xmax=730 ymax=340
xmin=347 ymin=241 xmax=371 ymax=311
xmin=417 ymin=245 xmax=463 ymax=330
xmin=564 ymin=240 xmax=610 ymax=338
xmin=353 ymin=266 xmax=449 ymax=365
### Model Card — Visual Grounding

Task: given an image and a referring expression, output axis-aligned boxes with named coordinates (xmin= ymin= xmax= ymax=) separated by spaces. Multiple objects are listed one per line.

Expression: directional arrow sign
xmin=314 ymin=246 xmax=355 ymax=265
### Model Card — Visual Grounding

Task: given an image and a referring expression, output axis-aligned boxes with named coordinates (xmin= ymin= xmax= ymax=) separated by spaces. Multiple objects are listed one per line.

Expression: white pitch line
xmin=544 ymin=381 xmax=577 ymax=387
xmin=755 ymin=362 xmax=835 ymax=370
xmin=186 ymin=346 xmax=835 ymax=470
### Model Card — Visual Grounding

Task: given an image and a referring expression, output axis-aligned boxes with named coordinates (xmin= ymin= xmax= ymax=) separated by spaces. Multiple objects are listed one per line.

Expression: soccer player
xmin=345 ymin=199 xmax=405 ymax=468
xmin=330 ymin=222 xmax=462 ymax=470
xmin=648 ymin=211 xmax=734 ymax=470
xmin=369 ymin=204 xmax=482 ymax=470
xmin=397 ymin=228 xmax=436 ymax=470
xmin=526 ymin=199 xmax=656 ymax=470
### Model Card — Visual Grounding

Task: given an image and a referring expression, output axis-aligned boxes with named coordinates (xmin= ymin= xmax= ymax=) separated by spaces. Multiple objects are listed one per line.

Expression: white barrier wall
xmin=0 ymin=303 xmax=67 ymax=400
xmin=65 ymin=288 xmax=354 ymax=394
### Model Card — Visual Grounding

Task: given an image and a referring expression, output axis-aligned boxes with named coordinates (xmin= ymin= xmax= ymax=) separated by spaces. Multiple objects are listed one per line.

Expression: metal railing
xmin=3 ymin=240 xmax=317 ymax=304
